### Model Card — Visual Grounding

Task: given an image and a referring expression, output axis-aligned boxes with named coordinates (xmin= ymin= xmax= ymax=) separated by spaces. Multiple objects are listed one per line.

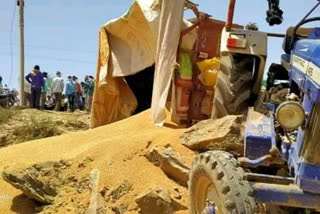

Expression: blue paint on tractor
xmin=280 ymin=140 xmax=290 ymax=161
xmin=305 ymin=79 xmax=320 ymax=102
xmin=264 ymin=103 xmax=278 ymax=112
xmin=297 ymin=162 xmax=320 ymax=194
xmin=289 ymin=67 xmax=305 ymax=89
xmin=244 ymin=109 xmax=273 ymax=159
xmin=253 ymin=183 xmax=320 ymax=211
xmin=244 ymin=27 xmax=320 ymax=209
xmin=308 ymin=28 xmax=320 ymax=39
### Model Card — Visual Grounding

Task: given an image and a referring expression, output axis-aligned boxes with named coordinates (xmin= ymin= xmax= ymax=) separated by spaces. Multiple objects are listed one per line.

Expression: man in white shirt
xmin=51 ymin=71 xmax=64 ymax=111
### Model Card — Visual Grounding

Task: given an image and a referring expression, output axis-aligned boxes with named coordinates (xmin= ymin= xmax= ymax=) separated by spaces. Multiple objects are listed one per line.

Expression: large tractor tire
xmin=189 ymin=151 xmax=257 ymax=214
xmin=211 ymin=54 xmax=255 ymax=118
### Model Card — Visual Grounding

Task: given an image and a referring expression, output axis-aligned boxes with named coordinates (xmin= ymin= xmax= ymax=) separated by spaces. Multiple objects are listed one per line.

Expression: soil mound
xmin=0 ymin=108 xmax=89 ymax=147
xmin=0 ymin=110 xmax=194 ymax=214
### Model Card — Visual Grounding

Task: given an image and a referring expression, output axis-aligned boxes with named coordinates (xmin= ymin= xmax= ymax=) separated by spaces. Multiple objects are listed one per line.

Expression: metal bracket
xmin=238 ymin=155 xmax=272 ymax=168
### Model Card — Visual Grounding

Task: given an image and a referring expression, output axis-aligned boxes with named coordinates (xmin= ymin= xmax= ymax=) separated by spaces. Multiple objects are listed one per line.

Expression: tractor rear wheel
xmin=211 ymin=54 xmax=255 ymax=118
xmin=189 ymin=151 xmax=257 ymax=214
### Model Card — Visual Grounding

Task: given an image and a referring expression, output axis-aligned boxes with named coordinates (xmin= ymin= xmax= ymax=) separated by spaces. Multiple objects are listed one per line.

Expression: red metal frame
xmin=226 ymin=0 xmax=236 ymax=31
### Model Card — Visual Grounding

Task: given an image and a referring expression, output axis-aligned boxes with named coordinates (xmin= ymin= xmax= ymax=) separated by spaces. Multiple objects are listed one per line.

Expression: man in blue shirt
xmin=65 ymin=76 xmax=76 ymax=112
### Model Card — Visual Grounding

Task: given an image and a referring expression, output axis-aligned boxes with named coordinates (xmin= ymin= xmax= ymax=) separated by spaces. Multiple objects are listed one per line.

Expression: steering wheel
xmin=290 ymin=17 xmax=320 ymax=50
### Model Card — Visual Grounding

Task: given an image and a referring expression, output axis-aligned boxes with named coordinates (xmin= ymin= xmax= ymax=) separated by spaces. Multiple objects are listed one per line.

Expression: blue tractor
xmin=189 ymin=0 xmax=320 ymax=213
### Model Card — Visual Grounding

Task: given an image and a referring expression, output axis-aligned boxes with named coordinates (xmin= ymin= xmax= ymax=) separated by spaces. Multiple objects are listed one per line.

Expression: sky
xmin=0 ymin=0 xmax=319 ymax=90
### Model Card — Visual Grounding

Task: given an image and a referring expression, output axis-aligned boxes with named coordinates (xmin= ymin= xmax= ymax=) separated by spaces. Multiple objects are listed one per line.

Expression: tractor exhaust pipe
xmin=226 ymin=0 xmax=236 ymax=31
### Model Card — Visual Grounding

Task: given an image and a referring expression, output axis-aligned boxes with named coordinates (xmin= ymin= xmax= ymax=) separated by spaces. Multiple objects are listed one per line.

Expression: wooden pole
xmin=18 ymin=0 xmax=25 ymax=106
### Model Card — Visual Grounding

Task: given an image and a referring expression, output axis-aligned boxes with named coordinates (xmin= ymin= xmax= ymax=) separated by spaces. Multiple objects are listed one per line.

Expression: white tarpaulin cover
xmin=91 ymin=0 xmax=196 ymax=128
xmin=151 ymin=0 xmax=185 ymax=126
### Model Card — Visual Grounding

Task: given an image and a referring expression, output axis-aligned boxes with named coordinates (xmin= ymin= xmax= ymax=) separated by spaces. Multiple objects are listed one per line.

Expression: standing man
xmin=73 ymin=76 xmax=83 ymax=110
xmin=51 ymin=71 xmax=64 ymax=111
xmin=0 ymin=76 xmax=3 ymax=95
xmin=25 ymin=65 xmax=44 ymax=109
xmin=0 ymin=76 xmax=5 ymax=107
xmin=24 ymin=74 xmax=32 ymax=107
xmin=40 ymin=72 xmax=51 ymax=109
xmin=65 ymin=76 xmax=76 ymax=112
xmin=83 ymin=75 xmax=95 ymax=112
xmin=83 ymin=75 xmax=89 ymax=110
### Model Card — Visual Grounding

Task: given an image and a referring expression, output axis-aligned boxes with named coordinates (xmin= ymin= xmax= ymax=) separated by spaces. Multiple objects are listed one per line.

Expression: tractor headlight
xmin=276 ymin=101 xmax=305 ymax=130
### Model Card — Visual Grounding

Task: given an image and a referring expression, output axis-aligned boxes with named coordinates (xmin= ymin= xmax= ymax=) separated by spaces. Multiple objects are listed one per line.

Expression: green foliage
xmin=246 ymin=22 xmax=259 ymax=31
xmin=13 ymin=117 xmax=62 ymax=143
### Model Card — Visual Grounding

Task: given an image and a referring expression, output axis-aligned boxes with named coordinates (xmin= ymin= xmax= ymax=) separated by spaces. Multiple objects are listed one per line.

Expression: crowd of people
xmin=24 ymin=65 xmax=95 ymax=112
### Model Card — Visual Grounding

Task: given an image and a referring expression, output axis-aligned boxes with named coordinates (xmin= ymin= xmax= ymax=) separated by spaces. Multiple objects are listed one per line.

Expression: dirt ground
xmin=0 ymin=108 xmax=90 ymax=147
xmin=0 ymin=110 xmax=195 ymax=214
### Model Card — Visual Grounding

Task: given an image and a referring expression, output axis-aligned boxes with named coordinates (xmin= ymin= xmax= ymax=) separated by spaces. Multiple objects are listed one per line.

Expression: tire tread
xmin=211 ymin=55 xmax=254 ymax=118
xmin=189 ymin=151 xmax=257 ymax=214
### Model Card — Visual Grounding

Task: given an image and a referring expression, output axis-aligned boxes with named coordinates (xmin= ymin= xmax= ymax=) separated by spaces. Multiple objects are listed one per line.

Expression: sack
xmin=179 ymin=53 xmax=193 ymax=79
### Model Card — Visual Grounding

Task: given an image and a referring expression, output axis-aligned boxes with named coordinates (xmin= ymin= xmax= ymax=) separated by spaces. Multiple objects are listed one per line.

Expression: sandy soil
xmin=0 ymin=108 xmax=90 ymax=147
xmin=0 ymin=110 xmax=195 ymax=213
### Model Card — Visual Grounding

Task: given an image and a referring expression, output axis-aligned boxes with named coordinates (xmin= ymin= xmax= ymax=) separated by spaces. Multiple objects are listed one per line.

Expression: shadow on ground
xmin=11 ymin=194 xmax=35 ymax=214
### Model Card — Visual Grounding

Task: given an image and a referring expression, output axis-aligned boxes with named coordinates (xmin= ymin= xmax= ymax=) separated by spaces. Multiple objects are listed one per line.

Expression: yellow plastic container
xmin=203 ymin=69 xmax=218 ymax=87
xmin=197 ymin=57 xmax=220 ymax=72
xmin=197 ymin=57 xmax=220 ymax=87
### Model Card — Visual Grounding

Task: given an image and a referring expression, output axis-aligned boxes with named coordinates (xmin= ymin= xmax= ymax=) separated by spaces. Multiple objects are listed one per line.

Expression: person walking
xmin=51 ymin=71 xmax=64 ymax=111
xmin=0 ymin=76 xmax=3 ymax=95
xmin=40 ymin=72 xmax=52 ymax=109
xmin=73 ymin=76 xmax=83 ymax=110
xmin=25 ymin=65 xmax=45 ymax=109
xmin=65 ymin=76 xmax=76 ymax=112
xmin=83 ymin=75 xmax=95 ymax=112
xmin=83 ymin=76 xmax=89 ymax=110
